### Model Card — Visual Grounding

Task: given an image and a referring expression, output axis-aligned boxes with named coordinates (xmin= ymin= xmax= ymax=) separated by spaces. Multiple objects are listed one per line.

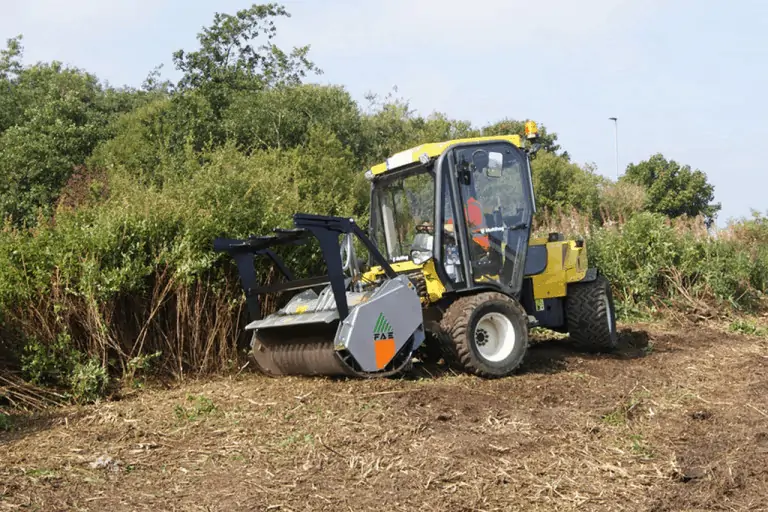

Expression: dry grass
xmin=0 ymin=374 xmax=66 ymax=411
xmin=1 ymin=271 xmax=249 ymax=380
xmin=532 ymin=207 xmax=595 ymax=238
xmin=533 ymin=208 xmax=717 ymax=241
xmin=1 ymin=322 xmax=767 ymax=511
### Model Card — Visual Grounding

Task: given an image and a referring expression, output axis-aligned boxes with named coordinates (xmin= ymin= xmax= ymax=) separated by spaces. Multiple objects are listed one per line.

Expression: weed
xmin=277 ymin=432 xmax=314 ymax=449
xmin=629 ymin=434 xmax=655 ymax=459
xmin=729 ymin=319 xmax=768 ymax=337
xmin=601 ymin=391 xmax=651 ymax=426
xmin=0 ymin=412 xmax=12 ymax=432
xmin=70 ymin=358 xmax=110 ymax=404
xmin=231 ymin=453 xmax=247 ymax=462
xmin=25 ymin=468 xmax=58 ymax=479
xmin=643 ymin=341 xmax=655 ymax=356
xmin=174 ymin=394 xmax=218 ymax=422
xmin=601 ymin=409 xmax=627 ymax=426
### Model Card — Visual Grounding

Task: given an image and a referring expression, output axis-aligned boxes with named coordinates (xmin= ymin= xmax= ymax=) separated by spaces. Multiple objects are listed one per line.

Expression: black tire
xmin=565 ymin=274 xmax=618 ymax=352
xmin=438 ymin=292 xmax=529 ymax=378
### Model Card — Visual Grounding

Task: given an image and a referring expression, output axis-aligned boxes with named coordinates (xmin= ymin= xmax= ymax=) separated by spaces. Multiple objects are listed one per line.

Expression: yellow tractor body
xmin=215 ymin=126 xmax=617 ymax=378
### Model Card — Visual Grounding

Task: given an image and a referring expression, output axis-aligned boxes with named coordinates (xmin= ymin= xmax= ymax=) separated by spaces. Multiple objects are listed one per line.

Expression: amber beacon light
xmin=524 ymin=120 xmax=539 ymax=140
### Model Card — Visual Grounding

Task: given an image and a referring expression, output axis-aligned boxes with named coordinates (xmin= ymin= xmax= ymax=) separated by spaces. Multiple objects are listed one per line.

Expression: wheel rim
xmin=604 ymin=291 xmax=615 ymax=335
xmin=474 ymin=312 xmax=516 ymax=362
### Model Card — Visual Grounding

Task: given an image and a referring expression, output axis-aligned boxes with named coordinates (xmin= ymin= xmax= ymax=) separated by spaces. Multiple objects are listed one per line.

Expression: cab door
xmin=451 ymin=142 xmax=535 ymax=295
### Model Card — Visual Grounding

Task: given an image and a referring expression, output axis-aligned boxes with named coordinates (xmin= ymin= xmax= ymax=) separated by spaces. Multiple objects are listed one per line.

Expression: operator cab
xmin=369 ymin=129 xmax=538 ymax=297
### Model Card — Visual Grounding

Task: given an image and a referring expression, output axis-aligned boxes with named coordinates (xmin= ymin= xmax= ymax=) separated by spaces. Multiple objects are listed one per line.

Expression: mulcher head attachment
xmin=214 ymin=214 xmax=425 ymax=378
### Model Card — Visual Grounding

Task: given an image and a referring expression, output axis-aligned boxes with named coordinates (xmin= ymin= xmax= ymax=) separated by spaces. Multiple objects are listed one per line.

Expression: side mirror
xmin=527 ymin=143 xmax=542 ymax=157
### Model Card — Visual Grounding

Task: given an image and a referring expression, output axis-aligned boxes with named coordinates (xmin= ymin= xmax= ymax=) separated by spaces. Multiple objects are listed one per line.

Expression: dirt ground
xmin=1 ymin=321 xmax=767 ymax=512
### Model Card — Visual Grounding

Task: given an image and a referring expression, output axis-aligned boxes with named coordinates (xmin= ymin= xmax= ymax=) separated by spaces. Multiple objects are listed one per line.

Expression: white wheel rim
xmin=474 ymin=312 xmax=516 ymax=362
xmin=604 ymin=292 xmax=614 ymax=334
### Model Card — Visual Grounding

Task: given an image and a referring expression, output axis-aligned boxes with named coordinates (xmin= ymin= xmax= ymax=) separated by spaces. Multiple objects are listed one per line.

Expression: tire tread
xmin=438 ymin=292 xmax=529 ymax=378
xmin=565 ymin=275 xmax=617 ymax=352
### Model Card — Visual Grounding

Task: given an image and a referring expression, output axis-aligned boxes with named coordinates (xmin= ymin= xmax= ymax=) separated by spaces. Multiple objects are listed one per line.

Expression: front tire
xmin=439 ymin=292 xmax=529 ymax=378
xmin=565 ymin=274 xmax=618 ymax=352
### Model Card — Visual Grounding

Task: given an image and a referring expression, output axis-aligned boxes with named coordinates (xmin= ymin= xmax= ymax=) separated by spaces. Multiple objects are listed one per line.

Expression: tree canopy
xmin=0 ymin=4 xmax=724 ymax=231
xmin=621 ymin=153 xmax=721 ymax=224
xmin=482 ymin=118 xmax=563 ymax=156
xmin=172 ymin=3 xmax=320 ymax=112
xmin=0 ymin=37 xmax=144 ymax=224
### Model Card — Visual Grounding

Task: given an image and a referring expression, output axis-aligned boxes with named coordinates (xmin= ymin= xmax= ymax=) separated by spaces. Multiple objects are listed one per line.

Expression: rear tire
xmin=565 ymin=274 xmax=618 ymax=352
xmin=438 ymin=292 xmax=529 ymax=378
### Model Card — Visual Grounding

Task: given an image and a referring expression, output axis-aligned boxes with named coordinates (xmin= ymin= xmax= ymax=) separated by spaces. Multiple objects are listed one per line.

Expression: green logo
xmin=373 ymin=313 xmax=394 ymax=341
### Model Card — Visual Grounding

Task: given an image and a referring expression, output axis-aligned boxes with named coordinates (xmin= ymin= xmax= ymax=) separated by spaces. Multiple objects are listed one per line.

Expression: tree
xmin=621 ymin=153 xmax=721 ymax=224
xmin=222 ymin=84 xmax=364 ymax=156
xmin=530 ymin=151 xmax=604 ymax=220
xmin=359 ymin=91 xmax=477 ymax=166
xmin=165 ymin=3 xmax=323 ymax=156
xmin=0 ymin=38 xmax=144 ymax=225
xmin=172 ymin=3 xmax=320 ymax=100
xmin=0 ymin=35 xmax=24 ymax=133
xmin=0 ymin=35 xmax=22 ymax=80
xmin=481 ymin=118 xmax=564 ymax=156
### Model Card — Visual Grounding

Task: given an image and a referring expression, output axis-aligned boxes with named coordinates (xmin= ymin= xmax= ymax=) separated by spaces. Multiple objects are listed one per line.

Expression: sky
xmin=2 ymin=0 xmax=767 ymax=226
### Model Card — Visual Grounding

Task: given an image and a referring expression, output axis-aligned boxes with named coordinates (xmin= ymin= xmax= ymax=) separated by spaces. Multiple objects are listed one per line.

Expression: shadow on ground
xmin=407 ymin=327 xmax=653 ymax=379
xmin=519 ymin=327 xmax=652 ymax=375
xmin=0 ymin=409 xmax=85 ymax=446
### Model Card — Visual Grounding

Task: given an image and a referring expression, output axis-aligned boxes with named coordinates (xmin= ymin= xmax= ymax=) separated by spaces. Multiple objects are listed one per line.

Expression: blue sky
xmin=3 ymin=0 xmax=767 ymax=225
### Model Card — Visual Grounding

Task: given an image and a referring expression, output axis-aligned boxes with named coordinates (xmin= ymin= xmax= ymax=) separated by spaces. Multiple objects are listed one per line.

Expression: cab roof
xmin=368 ymin=134 xmax=522 ymax=176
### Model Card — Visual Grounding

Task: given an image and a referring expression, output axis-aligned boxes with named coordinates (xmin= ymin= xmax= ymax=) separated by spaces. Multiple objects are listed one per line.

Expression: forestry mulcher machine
xmin=214 ymin=122 xmax=617 ymax=378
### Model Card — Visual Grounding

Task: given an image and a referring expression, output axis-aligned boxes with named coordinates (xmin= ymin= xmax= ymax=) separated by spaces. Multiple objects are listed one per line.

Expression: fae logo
xmin=372 ymin=313 xmax=396 ymax=370
xmin=373 ymin=313 xmax=395 ymax=340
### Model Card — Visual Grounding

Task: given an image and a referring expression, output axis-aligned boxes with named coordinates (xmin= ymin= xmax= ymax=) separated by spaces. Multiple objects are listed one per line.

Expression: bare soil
xmin=2 ymin=322 xmax=767 ymax=511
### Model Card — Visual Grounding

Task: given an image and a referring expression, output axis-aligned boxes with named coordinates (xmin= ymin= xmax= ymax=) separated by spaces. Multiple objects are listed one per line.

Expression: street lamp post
xmin=609 ymin=117 xmax=619 ymax=179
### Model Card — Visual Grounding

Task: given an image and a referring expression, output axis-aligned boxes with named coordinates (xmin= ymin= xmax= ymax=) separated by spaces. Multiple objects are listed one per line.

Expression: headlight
xmin=410 ymin=250 xmax=433 ymax=265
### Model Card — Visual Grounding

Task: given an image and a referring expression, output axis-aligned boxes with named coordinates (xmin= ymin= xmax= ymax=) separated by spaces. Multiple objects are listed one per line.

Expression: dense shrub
xmin=586 ymin=212 xmax=767 ymax=315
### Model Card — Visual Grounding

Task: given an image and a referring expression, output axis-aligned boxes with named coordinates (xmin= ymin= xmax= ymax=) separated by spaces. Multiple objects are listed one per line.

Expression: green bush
xmin=587 ymin=212 xmax=767 ymax=315
xmin=20 ymin=331 xmax=110 ymax=403
xmin=21 ymin=333 xmax=80 ymax=388
xmin=0 ymin=128 xmax=370 ymax=388
xmin=70 ymin=357 xmax=110 ymax=404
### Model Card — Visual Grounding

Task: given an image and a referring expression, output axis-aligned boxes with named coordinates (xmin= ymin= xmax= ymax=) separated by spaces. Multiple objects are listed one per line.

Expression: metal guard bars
xmin=212 ymin=213 xmax=398 ymax=323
